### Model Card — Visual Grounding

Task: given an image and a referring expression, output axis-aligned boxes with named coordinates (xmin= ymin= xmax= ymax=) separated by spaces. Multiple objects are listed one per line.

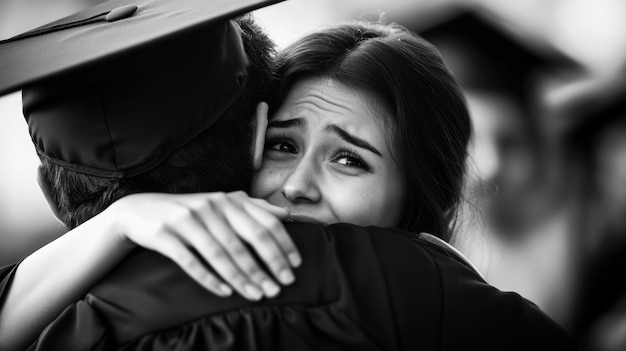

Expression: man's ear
xmin=251 ymin=102 xmax=269 ymax=171
xmin=37 ymin=165 xmax=63 ymax=223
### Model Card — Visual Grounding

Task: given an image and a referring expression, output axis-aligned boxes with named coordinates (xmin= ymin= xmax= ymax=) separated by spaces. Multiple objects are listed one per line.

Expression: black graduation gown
xmin=1 ymin=223 xmax=574 ymax=350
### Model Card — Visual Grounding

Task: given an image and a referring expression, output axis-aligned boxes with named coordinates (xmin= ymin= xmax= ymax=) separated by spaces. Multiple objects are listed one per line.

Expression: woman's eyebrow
xmin=326 ymin=124 xmax=382 ymax=156
xmin=268 ymin=118 xmax=303 ymax=129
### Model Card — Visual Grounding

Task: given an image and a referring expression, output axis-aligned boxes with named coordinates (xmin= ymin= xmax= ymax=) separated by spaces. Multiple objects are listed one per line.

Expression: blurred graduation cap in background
xmin=408 ymin=8 xmax=575 ymax=111
xmin=402 ymin=8 xmax=582 ymax=236
xmin=0 ymin=0 xmax=282 ymax=178
xmin=549 ymin=74 xmax=626 ymax=145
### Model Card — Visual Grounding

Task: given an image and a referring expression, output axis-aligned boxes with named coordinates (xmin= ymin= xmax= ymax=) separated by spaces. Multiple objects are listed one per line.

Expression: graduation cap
xmin=0 ymin=0 xmax=282 ymax=178
xmin=554 ymin=74 xmax=626 ymax=146
xmin=411 ymin=9 xmax=565 ymax=103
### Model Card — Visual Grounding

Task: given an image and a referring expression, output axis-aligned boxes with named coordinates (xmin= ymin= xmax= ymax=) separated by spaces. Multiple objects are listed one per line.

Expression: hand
xmin=105 ymin=191 xmax=301 ymax=300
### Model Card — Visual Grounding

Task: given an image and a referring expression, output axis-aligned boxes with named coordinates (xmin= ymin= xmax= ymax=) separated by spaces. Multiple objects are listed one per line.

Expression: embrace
xmin=0 ymin=0 xmax=572 ymax=350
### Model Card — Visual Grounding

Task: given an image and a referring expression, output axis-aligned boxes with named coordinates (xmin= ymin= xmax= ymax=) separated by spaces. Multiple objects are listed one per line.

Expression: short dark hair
xmin=271 ymin=21 xmax=471 ymax=240
xmin=39 ymin=16 xmax=275 ymax=229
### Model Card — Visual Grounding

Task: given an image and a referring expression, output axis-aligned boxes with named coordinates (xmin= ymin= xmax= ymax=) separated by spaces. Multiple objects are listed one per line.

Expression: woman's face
xmin=251 ymin=77 xmax=406 ymax=227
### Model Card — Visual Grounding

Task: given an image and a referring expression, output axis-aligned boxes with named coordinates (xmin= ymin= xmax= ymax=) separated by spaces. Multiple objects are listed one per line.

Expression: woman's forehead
xmin=270 ymin=77 xmax=395 ymax=155
xmin=273 ymin=77 xmax=389 ymax=127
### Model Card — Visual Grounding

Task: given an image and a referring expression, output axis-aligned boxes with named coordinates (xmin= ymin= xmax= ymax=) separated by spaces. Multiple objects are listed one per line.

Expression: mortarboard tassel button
xmin=106 ymin=5 xmax=138 ymax=22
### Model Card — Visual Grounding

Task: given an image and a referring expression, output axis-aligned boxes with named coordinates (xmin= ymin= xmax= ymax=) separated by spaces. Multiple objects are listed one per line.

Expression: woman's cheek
xmin=353 ymin=183 xmax=401 ymax=227
xmin=250 ymin=167 xmax=277 ymax=198
xmin=255 ymin=160 xmax=299 ymax=200
xmin=331 ymin=182 xmax=379 ymax=225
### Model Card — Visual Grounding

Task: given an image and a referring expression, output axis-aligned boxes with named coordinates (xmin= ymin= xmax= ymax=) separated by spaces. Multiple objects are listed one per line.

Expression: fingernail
xmin=244 ymin=283 xmax=263 ymax=300
xmin=219 ymin=284 xmax=233 ymax=296
xmin=288 ymin=252 xmax=302 ymax=267
xmin=278 ymin=269 xmax=295 ymax=285
xmin=261 ymin=280 xmax=280 ymax=298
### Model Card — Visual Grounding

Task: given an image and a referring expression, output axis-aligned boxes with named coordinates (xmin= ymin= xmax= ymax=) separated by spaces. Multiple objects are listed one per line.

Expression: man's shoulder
xmin=87 ymin=223 xmax=454 ymax=347
xmin=289 ymin=223 xmax=574 ymax=349
xmin=87 ymin=223 xmax=572 ymax=349
xmin=298 ymin=222 xmax=482 ymax=286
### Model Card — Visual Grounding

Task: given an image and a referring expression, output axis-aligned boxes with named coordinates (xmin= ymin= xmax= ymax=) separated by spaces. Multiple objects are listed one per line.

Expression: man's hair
xmin=39 ymin=16 xmax=275 ymax=229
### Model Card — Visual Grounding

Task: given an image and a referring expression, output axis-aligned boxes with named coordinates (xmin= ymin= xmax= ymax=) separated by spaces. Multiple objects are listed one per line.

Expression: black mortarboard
xmin=552 ymin=74 xmax=626 ymax=144
xmin=410 ymin=9 xmax=567 ymax=101
xmin=0 ymin=0 xmax=282 ymax=177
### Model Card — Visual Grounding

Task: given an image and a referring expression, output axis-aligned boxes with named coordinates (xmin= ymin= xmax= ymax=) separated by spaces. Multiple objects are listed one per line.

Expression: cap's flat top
xmin=0 ymin=0 xmax=282 ymax=96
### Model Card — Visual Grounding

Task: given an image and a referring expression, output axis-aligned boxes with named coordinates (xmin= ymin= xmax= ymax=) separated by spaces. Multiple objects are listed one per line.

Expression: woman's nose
xmin=280 ymin=159 xmax=321 ymax=203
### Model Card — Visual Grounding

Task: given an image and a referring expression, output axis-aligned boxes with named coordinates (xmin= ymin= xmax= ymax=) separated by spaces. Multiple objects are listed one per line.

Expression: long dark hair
xmin=271 ymin=21 xmax=471 ymax=240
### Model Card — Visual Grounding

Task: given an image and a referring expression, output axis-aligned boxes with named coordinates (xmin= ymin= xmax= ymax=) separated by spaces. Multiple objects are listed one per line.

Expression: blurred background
xmin=1 ymin=0 xmax=625 ymax=349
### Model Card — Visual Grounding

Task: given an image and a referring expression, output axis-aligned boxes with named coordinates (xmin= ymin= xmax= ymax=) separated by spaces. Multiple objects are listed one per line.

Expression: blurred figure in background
xmin=416 ymin=9 xmax=567 ymax=240
xmin=552 ymin=76 xmax=626 ymax=351
xmin=405 ymin=7 xmax=582 ymax=328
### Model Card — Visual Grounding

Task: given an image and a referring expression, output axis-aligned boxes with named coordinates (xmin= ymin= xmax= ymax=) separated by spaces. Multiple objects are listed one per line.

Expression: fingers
xmin=148 ymin=226 xmax=233 ymax=298
xmin=242 ymin=201 xmax=301 ymax=268
xmin=119 ymin=191 xmax=300 ymax=302
xmin=192 ymin=202 xmax=281 ymax=299
xmin=221 ymin=198 xmax=297 ymax=287
xmin=171 ymin=206 xmax=269 ymax=301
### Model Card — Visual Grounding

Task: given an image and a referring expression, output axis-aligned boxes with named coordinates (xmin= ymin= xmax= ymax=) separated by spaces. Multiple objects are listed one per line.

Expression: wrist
xmin=88 ymin=201 xmax=137 ymax=254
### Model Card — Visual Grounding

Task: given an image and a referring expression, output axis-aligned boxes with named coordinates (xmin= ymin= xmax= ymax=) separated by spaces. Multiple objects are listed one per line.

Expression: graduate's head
xmin=250 ymin=21 xmax=471 ymax=240
xmin=0 ymin=1 xmax=276 ymax=229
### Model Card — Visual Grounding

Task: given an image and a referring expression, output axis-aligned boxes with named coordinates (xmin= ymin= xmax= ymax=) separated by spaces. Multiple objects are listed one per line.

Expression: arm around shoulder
xmin=0 ymin=212 xmax=134 ymax=351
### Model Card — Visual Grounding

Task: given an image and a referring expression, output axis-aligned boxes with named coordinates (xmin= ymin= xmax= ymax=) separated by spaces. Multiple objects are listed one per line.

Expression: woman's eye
xmin=333 ymin=151 xmax=370 ymax=171
xmin=268 ymin=141 xmax=297 ymax=154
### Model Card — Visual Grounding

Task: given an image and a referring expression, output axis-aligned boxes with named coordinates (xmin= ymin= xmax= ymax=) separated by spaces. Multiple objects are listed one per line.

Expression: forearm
xmin=0 ymin=214 xmax=134 ymax=350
